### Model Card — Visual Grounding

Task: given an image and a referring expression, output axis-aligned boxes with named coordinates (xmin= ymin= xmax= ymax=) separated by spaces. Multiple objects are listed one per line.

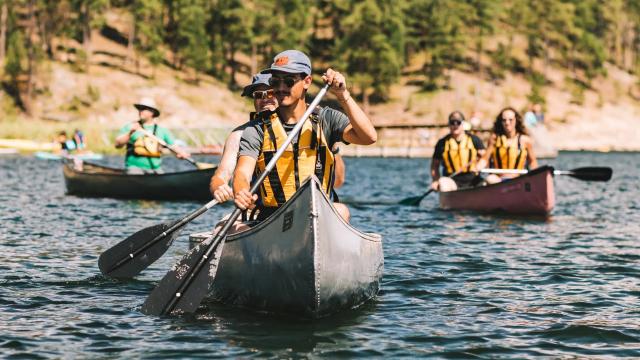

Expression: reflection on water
xmin=1 ymin=152 xmax=639 ymax=357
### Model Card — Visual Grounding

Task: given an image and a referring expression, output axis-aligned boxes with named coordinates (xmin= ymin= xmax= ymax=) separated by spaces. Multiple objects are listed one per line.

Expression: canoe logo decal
xmin=283 ymin=211 xmax=294 ymax=232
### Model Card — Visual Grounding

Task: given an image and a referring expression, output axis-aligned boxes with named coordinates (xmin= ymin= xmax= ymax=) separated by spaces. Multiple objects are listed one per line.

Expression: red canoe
xmin=439 ymin=166 xmax=555 ymax=215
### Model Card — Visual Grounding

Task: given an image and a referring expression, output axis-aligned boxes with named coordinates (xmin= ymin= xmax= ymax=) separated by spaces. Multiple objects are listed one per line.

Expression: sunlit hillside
xmin=0 ymin=1 xmax=638 ymax=151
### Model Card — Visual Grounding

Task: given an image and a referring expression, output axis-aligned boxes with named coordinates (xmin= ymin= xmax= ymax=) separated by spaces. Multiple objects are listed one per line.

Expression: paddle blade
xmin=98 ymin=221 xmax=183 ymax=279
xmin=141 ymin=235 xmax=226 ymax=316
xmin=195 ymin=162 xmax=216 ymax=170
xmin=399 ymin=194 xmax=426 ymax=206
xmin=399 ymin=189 xmax=434 ymax=206
xmin=570 ymin=167 xmax=613 ymax=182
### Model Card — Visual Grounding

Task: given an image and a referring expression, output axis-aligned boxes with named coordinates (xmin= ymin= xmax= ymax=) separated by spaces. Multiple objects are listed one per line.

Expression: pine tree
xmin=70 ymin=0 xmax=109 ymax=72
xmin=130 ymin=0 xmax=164 ymax=77
xmin=405 ymin=0 xmax=466 ymax=90
xmin=175 ymin=0 xmax=209 ymax=82
xmin=337 ymin=0 xmax=404 ymax=111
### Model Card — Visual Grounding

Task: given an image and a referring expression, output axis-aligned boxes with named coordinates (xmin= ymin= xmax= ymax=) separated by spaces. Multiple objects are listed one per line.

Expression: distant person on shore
xmin=524 ymin=103 xmax=545 ymax=128
xmin=477 ymin=107 xmax=538 ymax=184
xmin=209 ymin=73 xmax=278 ymax=203
xmin=114 ymin=97 xmax=190 ymax=174
xmin=55 ymin=131 xmax=78 ymax=154
xmin=430 ymin=111 xmax=486 ymax=192
xmin=72 ymin=129 xmax=86 ymax=151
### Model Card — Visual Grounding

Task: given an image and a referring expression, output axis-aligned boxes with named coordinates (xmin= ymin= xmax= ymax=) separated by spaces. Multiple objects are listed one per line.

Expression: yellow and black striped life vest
xmin=255 ymin=110 xmax=335 ymax=208
xmin=128 ymin=124 xmax=162 ymax=158
xmin=442 ymin=133 xmax=478 ymax=175
xmin=492 ymin=134 xmax=527 ymax=169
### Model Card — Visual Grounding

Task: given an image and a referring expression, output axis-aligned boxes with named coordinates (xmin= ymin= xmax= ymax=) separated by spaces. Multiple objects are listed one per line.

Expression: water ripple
xmin=0 ymin=153 xmax=639 ymax=357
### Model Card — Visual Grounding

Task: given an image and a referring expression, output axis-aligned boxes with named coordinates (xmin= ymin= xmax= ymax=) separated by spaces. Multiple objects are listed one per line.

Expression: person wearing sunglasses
xmin=209 ymin=73 xmax=278 ymax=203
xmin=232 ymin=49 xmax=377 ymax=223
xmin=477 ymin=107 xmax=538 ymax=184
xmin=430 ymin=111 xmax=486 ymax=192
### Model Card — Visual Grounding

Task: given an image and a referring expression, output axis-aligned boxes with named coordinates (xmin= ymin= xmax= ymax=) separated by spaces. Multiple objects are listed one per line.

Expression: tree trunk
xmin=228 ymin=43 xmax=236 ymax=88
xmin=250 ymin=42 xmax=257 ymax=75
xmin=362 ymin=88 xmax=370 ymax=115
xmin=476 ymin=29 xmax=483 ymax=76
xmin=82 ymin=2 xmax=91 ymax=72
xmin=126 ymin=13 xmax=135 ymax=68
xmin=0 ymin=2 xmax=7 ymax=63
xmin=24 ymin=0 xmax=36 ymax=117
xmin=166 ymin=0 xmax=179 ymax=68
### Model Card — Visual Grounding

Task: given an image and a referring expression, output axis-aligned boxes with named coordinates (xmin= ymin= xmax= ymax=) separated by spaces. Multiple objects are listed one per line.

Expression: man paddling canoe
xmin=477 ymin=107 xmax=538 ymax=184
xmin=114 ymin=97 xmax=190 ymax=174
xmin=430 ymin=111 xmax=486 ymax=192
xmin=232 ymin=50 xmax=377 ymax=222
xmin=209 ymin=73 xmax=278 ymax=203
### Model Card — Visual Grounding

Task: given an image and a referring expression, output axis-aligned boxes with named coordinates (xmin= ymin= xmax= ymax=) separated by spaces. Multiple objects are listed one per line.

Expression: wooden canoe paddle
xmin=137 ymin=127 xmax=215 ymax=170
xmin=140 ymin=85 xmax=331 ymax=316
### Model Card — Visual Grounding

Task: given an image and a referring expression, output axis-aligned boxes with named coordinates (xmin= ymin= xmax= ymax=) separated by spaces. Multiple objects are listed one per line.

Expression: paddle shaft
xmin=482 ymin=168 xmax=595 ymax=176
xmin=155 ymin=84 xmax=330 ymax=315
xmin=481 ymin=166 xmax=612 ymax=181
xmin=103 ymin=198 xmax=218 ymax=275
xmin=137 ymin=126 xmax=200 ymax=167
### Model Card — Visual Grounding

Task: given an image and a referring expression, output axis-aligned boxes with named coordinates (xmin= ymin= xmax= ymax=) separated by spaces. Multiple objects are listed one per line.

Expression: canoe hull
xmin=439 ymin=166 xmax=555 ymax=215
xmin=190 ymin=176 xmax=384 ymax=318
xmin=62 ymin=161 xmax=215 ymax=201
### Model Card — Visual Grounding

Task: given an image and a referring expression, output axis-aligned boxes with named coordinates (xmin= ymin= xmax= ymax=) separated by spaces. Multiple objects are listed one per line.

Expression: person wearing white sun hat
xmin=114 ymin=97 xmax=190 ymax=174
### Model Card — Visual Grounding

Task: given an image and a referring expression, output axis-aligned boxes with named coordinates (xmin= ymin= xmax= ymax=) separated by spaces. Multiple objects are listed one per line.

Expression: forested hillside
xmin=0 ymin=0 xmax=639 ymax=150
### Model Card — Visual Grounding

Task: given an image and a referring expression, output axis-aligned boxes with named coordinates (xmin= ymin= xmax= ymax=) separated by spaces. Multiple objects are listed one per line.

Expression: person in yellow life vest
xmin=232 ymin=50 xmax=377 ymax=223
xmin=477 ymin=106 xmax=538 ymax=184
xmin=114 ymin=97 xmax=190 ymax=174
xmin=209 ymin=73 xmax=278 ymax=203
xmin=430 ymin=111 xmax=486 ymax=192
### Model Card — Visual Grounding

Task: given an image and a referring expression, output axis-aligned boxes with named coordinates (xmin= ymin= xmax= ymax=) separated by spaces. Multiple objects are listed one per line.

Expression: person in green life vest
xmin=114 ymin=97 xmax=190 ymax=174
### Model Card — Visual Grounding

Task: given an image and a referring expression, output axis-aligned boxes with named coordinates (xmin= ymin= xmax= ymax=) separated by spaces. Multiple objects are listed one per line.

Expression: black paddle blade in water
xmin=570 ymin=167 xmax=613 ymax=182
xmin=399 ymin=194 xmax=426 ymax=206
xmin=98 ymin=221 xmax=182 ymax=279
xmin=399 ymin=189 xmax=434 ymax=206
xmin=141 ymin=235 xmax=225 ymax=316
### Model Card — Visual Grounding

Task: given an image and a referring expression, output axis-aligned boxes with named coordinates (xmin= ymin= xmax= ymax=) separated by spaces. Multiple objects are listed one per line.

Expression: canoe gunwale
xmin=439 ymin=165 xmax=555 ymax=215
xmin=226 ymin=175 xmax=382 ymax=244
xmin=62 ymin=160 xmax=217 ymax=201
xmin=442 ymin=165 xmax=554 ymax=196
xmin=62 ymin=160 xmax=213 ymax=178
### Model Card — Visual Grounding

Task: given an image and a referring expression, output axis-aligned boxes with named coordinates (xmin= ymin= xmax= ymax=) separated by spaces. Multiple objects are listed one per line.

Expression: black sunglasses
xmin=252 ymin=89 xmax=275 ymax=100
xmin=269 ymin=75 xmax=302 ymax=88
xmin=449 ymin=119 xmax=462 ymax=126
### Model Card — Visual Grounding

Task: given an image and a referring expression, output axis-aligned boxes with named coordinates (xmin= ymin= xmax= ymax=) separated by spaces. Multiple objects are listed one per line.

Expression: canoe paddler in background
xmin=477 ymin=106 xmax=538 ymax=184
xmin=114 ymin=97 xmax=190 ymax=174
xmin=430 ymin=111 xmax=486 ymax=192
xmin=209 ymin=73 xmax=277 ymax=204
xmin=232 ymin=49 xmax=377 ymax=223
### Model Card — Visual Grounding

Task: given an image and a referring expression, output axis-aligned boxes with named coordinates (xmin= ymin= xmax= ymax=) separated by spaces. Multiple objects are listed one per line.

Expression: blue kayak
xmin=35 ymin=151 xmax=104 ymax=161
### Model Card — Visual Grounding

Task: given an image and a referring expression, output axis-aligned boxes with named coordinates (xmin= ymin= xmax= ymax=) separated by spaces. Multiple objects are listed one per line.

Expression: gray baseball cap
xmin=261 ymin=50 xmax=312 ymax=76
xmin=241 ymin=73 xmax=272 ymax=97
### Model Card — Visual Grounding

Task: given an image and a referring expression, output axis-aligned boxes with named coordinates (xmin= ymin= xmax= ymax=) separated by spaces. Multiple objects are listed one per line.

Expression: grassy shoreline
xmin=0 ymin=118 xmax=234 ymax=155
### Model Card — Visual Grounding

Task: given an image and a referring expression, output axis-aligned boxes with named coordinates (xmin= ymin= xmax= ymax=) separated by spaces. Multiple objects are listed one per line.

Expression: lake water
xmin=1 ymin=152 xmax=639 ymax=358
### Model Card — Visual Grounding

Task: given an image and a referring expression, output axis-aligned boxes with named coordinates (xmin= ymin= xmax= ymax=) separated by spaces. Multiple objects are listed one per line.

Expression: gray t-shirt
xmin=239 ymin=107 xmax=350 ymax=159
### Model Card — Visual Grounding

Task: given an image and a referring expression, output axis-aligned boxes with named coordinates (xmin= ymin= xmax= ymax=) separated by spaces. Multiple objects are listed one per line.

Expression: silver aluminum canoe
xmin=190 ymin=176 xmax=384 ymax=318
